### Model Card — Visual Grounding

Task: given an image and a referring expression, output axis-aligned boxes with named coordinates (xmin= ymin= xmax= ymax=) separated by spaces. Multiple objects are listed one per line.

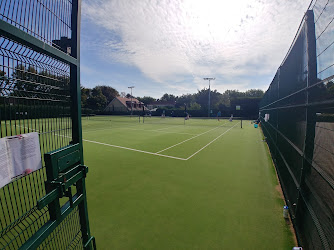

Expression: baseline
xmin=17 ymin=122 xmax=237 ymax=161
xmin=83 ymin=139 xmax=187 ymax=161
xmin=18 ymin=125 xmax=187 ymax=161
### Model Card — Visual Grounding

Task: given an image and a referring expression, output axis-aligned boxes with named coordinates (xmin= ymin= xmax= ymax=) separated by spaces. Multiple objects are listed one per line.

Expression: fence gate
xmin=0 ymin=0 xmax=95 ymax=249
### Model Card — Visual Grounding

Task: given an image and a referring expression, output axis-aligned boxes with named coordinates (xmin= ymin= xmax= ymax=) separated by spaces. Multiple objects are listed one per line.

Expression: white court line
xmin=83 ymin=124 xmax=137 ymax=133
xmin=83 ymin=139 xmax=187 ymax=161
xmin=185 ymin=122 xmax=239 ymax=160
xmin=156 ymin=121 xmax=228 ymax=153
xmin=84 ymin=126 xmax=196 ymax=136
xmin=19 ymin=122 xmax=237 ymax=161
xmin=153 ymin=124 xmax=185 ymax=131
xmin=83 ymin=123 xmax=139 ymax=133
xmin=126 ymin=127 xmax=195 ymax=135
xmin=20 ymin=125 xmax=187 ymax=161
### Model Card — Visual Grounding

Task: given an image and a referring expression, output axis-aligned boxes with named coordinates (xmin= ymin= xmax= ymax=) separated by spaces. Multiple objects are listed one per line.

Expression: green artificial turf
xmin=82 ymin=116 xmax=294 ymax=249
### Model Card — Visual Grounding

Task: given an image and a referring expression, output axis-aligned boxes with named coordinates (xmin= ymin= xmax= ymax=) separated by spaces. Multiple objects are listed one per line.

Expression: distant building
xmin=147 ymin=101 xmax=176 ymax=110
xmin=52 ymin=37 xmax=72 ymax=54
xmin=104 ymin=96 xmax=147 ymax=112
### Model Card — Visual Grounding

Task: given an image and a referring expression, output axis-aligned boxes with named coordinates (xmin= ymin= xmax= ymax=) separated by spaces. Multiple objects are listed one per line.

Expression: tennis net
xmin=83 ymin=115 xmax=140 ymax=127
xmin=142 ymin=116 xmax=243 ymax=128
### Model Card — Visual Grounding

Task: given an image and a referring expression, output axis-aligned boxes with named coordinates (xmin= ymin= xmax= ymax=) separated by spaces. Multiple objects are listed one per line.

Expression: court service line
xmin=126 ymin=127 xmax=196 ymax=135
xmin=153 ymin=124 xmax=185 ymax=131
xmin=83 ymin=123 xmax=139 ymax=133
xmin=83 ymin=126 xmax=196 ymax=136
xmin=19 ymin=123 xmax=237 ymax=161
xmin=82 ymin=123 xmax=139 ymax=133
xmin=185 ymin=122 xmax=239 ymax=160
xmin=83 ymin=139 xmax=187 ymax=161
xmin=155 ymin=121 xmax=228 ymax=153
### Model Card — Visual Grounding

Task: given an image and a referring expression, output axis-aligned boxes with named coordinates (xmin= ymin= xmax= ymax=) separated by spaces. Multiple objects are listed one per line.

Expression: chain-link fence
xmin=259 ymin=1 xmax=334 ymax=249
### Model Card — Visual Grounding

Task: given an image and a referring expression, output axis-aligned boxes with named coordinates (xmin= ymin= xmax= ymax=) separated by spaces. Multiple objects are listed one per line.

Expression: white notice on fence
xmin=0 ymin=138 xmax=11 ymax=188
xmin=0 ymin=132 xmax=42 ymax=188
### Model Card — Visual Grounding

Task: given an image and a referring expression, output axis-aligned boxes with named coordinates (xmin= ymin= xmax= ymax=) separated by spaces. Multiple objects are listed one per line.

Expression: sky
xmin=80 ymin=0 xmax=310 ymax=99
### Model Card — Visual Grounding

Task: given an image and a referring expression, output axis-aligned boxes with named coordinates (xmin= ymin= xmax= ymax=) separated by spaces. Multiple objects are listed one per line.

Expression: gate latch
xmin=37 ymin=164 xmax=88 ymax=210
xmin=37 ymin=144 xmax=88 ymax=210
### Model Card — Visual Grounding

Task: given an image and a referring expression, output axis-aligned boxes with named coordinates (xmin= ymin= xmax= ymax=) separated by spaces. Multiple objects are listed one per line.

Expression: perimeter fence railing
xmin=259 ymin=1 xmax=334 ymax=249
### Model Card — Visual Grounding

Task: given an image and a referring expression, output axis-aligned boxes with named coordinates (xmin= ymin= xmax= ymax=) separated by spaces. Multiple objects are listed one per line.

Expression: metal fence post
xmin=71 ymin=0 xmax=93 ymax=248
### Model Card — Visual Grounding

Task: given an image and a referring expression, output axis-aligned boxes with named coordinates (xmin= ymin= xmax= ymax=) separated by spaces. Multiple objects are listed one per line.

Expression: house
xmin=104 ymin=96 xmax=147 ymax=112
xmin=52 ymin=37 xmax=72 ymax=54
xmin=147 ymin=101 xmax=176 ymax=110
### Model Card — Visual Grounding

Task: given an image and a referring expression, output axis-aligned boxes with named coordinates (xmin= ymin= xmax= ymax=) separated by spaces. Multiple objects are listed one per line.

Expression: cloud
xmin=82 ymin=0 xmax=309 ymax=93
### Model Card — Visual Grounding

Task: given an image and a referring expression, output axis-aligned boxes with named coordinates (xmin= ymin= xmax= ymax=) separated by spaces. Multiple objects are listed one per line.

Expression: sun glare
xmin=181 ymin=0 xmax=255 ymax=42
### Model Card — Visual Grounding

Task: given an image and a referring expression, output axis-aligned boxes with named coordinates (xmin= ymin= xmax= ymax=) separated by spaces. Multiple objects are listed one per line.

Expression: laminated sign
xmin=0 ymin=132 xmax=42 ymax=188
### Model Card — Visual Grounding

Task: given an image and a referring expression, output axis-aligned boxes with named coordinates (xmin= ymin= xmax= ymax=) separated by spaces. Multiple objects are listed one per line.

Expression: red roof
xmin=116 ymin=96 xmax=142 ymax=105
xmin=112 ymin=97 xmax=147 ymax=111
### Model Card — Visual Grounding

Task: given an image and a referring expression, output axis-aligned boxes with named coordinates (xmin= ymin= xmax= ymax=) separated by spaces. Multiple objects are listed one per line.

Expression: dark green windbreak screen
xmin=260 ymin=1 xmax=334 ymax=249
xmin=0 ymin=0 xmax=93 ymax=249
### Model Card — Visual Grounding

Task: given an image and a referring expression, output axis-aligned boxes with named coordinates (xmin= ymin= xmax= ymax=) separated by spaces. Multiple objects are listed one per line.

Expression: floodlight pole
xmin=128 ymin=86 xmax=135 ymax=115
xmin=203 ymin=78 xmax=215 ymax=117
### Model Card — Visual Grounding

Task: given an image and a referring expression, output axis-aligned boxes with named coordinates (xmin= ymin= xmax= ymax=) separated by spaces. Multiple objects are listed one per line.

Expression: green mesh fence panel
xmin=0 ymin=0 xmax=94 ymax=249
xmin=260 ymin=1 xmax=334 ymax=249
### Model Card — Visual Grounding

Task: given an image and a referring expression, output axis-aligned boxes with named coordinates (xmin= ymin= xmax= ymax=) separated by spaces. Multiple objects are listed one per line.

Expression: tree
xmin=327 ymin=79 xmax=334 ymax=96
xmin=244 ymin=89 xmax=264 ymax=98
xmin=175 ymin=94 xmax=195 ymax=108
xmin=137 ymin=96 xmax=155 ymax=105
xmin=81 ymin=85 xmax=120 ymax=110
xmin=189 ymin=102 xmax=201 ymax=110
xmin=81 ymin=87 xmax=91 ymax=108
xmin=223 ymin=90 xmax=244 ymax=99
xmin=39 ymin=69 xmax=69 ymax=95
xmin=95 ymin=85 xmax=119 ymax=103
xmin=13 ymin=64 xmax=39 ymax=93
xmin=0 ymin=70 xmax=8 ymax=90
xmin=87 ymin=87 xmax=107 ymax=110
xmin=195 ymin=88 xmax=222 ymax=111
xmin=160 ymin=93 xmax=177 ymax=102
xmin=215 ymin=92 xmax=230 ymax=108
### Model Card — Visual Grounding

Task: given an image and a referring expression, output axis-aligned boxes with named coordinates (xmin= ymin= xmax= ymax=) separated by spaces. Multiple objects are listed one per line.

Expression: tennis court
xmin=82 ymin=115 xmax=294 ymax=249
